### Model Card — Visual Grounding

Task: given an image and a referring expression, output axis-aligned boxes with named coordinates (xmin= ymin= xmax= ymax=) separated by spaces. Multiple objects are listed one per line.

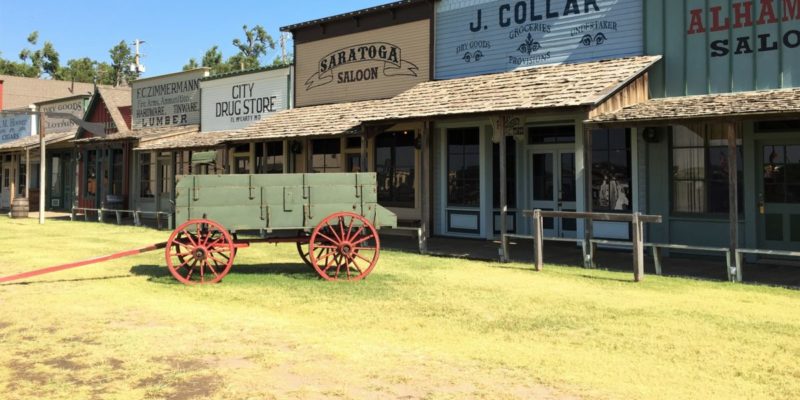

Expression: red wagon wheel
xmin=308 ymin=212 xmax=380 ymax=281
xmin=296 ymin=230 xmax=314 ymax=269
xmin=165 ymin=219 xmax=235 ymax=285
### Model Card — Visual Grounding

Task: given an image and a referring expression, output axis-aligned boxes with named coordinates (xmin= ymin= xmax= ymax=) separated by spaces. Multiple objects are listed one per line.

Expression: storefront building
xmin=588 ymin=0 xmax=800 ymax=266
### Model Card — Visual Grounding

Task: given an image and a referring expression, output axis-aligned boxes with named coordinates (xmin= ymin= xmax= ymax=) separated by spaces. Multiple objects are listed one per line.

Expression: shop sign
xmin=295 ymin=20 xmax=430 ymax=107
xmin=132 ymin=69 xmax=208 ymax=129
xmin=435 ymin=0 xmax=643 ymax=79
xmin=0 ymin=114 xmax=32 ymax=144
xmin=38 ymin=97 xmax=87 ymax=133
xmin=687 ymin=0 xmax=800 ymax=58
xmin=201 ymin=68 xmax=290 ymax=132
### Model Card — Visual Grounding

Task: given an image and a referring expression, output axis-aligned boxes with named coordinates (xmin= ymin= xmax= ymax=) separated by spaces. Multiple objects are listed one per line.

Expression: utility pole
xmin=130 ymin=39 xmax=146 ymax=74
xmin=38 ymin=111 xmax=46 ymax=224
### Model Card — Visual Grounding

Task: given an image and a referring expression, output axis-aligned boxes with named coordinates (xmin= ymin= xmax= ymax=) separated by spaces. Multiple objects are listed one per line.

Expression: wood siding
xmin=588 ymin=73 xmax=650 ymax=119
xmin=295 ymin=20 xmax=431 ymax=107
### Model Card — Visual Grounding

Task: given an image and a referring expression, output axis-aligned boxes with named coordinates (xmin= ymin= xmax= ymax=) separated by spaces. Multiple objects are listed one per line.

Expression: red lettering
xmin=688 ymin=8 xmax=706 ymax=34
xmin=785 ymin=0 xmax=800 ymax=21
xmin=758 ymin=0 xmax=778 ymax=24
xmin=710 ymin=6 xmax=731 ymax=31
xmin=733 ymin=2 xmax=754 ymax=28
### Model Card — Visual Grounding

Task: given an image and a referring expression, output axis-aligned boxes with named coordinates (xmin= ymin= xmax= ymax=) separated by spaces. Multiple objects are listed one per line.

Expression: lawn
xmin=0 ymin=218 xmax=799 ymax=400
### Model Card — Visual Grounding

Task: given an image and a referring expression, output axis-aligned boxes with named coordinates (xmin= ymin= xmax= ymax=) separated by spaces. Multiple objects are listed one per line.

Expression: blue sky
xmin=0 ymin=0 xmax=387 ymax=77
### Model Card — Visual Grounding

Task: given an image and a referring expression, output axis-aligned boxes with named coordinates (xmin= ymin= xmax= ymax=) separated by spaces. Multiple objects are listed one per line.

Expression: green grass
xmin=1 ymin=218 xmax=799 ymax=399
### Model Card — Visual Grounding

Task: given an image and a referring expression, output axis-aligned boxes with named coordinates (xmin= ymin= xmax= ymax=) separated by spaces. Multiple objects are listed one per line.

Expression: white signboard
xmin=200 ymin=67 xmax=291 ymax=132
xmin=435 ymin=0 xmax=643 ymax=79
xmin=38 ymin=97 xmax=87 ymax=134
xmin=132 ymin=69 xmax=209 ymax=129
xmin=0 ymin=114 xmax=32 ymax=144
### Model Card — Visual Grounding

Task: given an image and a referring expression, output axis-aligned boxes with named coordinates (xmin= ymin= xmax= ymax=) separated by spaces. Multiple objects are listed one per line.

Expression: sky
xmin=0 ymin=0 xmax=388 ymax=78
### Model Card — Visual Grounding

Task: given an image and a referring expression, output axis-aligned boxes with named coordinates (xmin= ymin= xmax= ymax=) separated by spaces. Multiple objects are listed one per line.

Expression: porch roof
xmin=135 ymin=129 xmax=235 ymax=151
xmin=588 ymin=88 xmax=800 ymax=125
xmin=0 ymin=131 xmax=74 ymax=152
xmin=225 ymin=55 xmax=661 ymax=143
xmin=74 ymin=124 xmax=201 ymax=145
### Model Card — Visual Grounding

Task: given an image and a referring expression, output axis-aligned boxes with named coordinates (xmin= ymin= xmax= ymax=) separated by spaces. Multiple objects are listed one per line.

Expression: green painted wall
xmin=646 ymin=0 xmax=800 ymax=97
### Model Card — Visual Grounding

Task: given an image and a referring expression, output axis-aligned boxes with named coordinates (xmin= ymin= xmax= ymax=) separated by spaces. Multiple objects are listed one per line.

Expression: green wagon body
xmin=174 ymin=172 xmax=398 ymax=232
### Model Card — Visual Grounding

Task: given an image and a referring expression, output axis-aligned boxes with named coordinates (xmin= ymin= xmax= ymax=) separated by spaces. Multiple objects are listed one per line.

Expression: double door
xmin=530 ymin=148 xmax=577 ymax=238
xmin=758 ymin=141 xmax=800 ymax=251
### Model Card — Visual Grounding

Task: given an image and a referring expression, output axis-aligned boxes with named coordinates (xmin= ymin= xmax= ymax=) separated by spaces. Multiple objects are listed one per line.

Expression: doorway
xmin=757 ymin=142 xmax=800 ymax=251
xmin=530 ymin=148 xmax=577 ymax=238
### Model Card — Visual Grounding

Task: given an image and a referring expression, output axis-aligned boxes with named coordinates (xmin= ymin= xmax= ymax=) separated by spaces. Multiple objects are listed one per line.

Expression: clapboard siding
xmin=295 ymin=20 xmax=431 ymax=107
xmin=435 ymin=0 xmax=644 ymax=79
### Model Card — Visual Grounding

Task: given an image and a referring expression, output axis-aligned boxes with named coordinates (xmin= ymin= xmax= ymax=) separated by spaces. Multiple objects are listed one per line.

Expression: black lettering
xmin=785 ymin=30 xmax=800 ymax=48
xmin=758 ymin=33 xmax=779 ymax=51
xmin=500 ymin=4 xmax=511 ymax=27
xmin=734 ymin=36 xmax=753 ymax=54
xmin=585 ymin=0 xmax=600 ymax=13
xmin=546 ymin=0 xmax=559 ymax=18
xmin=710 ymin=39 xmax=730 ymax=57
xmin=470 ymin=9 xmax=483 ymax=32
xmin=531 ymin=0 xmax=542 ymax=21
xmin=515 ymin=1 xmax=527 ymax=24
xmin=564 ymin=0 xmax=580 ymax=15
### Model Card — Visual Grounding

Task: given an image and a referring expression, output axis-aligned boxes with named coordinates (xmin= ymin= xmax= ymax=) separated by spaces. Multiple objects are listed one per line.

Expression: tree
xmin=17 ymin=31 xmax=60 ymax=78
xmin=232 ymin=25 xmax=275 ymax=71
xmin=54 ymin=57 xmax=97 ymax=83
xmin=183 ymin=58 xmax=199 ymax=71
xmin=109 ymin=40 xmax=139 ymax=86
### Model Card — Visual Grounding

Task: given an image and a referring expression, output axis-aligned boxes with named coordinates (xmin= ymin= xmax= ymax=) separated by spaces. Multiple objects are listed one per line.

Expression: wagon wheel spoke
xmin=345 ymin=216 xmax=355 ymax=243
xmin=166 ymin=219 xmax=235 ymax=286
xmin=181 ymin=230 xmax=198 ymax=247
xmin=351 ymin=234 xmax=375 ymax=247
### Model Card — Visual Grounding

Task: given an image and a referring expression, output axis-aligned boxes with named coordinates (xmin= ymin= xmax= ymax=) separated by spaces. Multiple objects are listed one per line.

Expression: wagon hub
xmin=340 ymin=244 xmax=353 ymax=256
xmin=194 ymin=248 xmax=207 ymax=260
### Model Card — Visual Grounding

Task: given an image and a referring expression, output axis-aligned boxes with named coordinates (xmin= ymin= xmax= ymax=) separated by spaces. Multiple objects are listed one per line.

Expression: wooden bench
xmin=735 ymin=248 xmax=800 ymax=282
xmin=71 ymin=207 xmax=173 ymax=230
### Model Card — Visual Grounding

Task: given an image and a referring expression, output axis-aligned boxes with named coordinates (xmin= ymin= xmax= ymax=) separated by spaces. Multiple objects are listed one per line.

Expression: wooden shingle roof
xmin=136 ymin=128 xmax=233 ymax=151
xmin=589 ymin=88 xmax=800 ymax=124
xmin=227 ymin=56 xmax=661 ymax=143
xmin=0 ymin=131 xmax=74 ymax=152
xmin=0 ymin=75 xmax=94 ymax=110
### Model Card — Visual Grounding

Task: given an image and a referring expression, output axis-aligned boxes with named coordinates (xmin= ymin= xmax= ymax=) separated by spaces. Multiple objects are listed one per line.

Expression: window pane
xmin=447 ymin=128 xmax=480 ymax=207
xmin=561 ymin=153 xmax=576 ymax=202
xmin=673 ymin=148 xmax=705 ymax=180
xmin=765 ymin=145 xmax=785 ymax=164
xmin=673 ymin=125 xmax=704 ymax=147
xmin=673 ymin=181 xmax=705 ymax=213
xmin=86 ymin=151 xmax=97 ymax=197
xmin=493 ymin=137 xmax=516 ymax=208
xmin=533 ymin=153 xmax=553 ymax=201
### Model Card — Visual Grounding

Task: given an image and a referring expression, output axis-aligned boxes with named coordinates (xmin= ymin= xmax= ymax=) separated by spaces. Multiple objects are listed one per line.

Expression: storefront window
xmin=257 ymin=142 xmax=284 ymax=174
xmin=529 ymin=125 xmax=575 ymax=144
xmin=312 ymin=138 xmax=341 ymax=173
xmin=139 ymin=153 xmax=155 ymax=199
xmin=86 ymin=150 xmax=97 ymax=197
xmin=51 ymin=157 xmax=61 ymax=193
xmin=447 ymin=128 xmax=480 ymax=207
xmin=17 ymin=163 xmax=26 ymax=195
xmin=592 ymin=128 xmax=631 ymax=212
xmin=492 ymin=137 xmax=516 ymax=208
xmin=671 ymin=124 xmax=743 ymax=214
xmin=111 ymin=149 xmax=124 ymax=196
xmin=763 ymin=145 xmax=800 ymax=203
xmin=375 ymin=131 xmax=415 ymax=208
xmin=29 ymin=163 xmax=40 ymax=190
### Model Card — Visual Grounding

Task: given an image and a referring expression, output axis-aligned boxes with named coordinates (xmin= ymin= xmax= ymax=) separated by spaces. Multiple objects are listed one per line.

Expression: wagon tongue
xmin=0 ymin=242 xmax=168 ymax=284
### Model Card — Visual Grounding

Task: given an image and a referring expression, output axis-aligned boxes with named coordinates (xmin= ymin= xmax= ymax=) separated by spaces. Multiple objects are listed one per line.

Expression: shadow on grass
xmin=0 ymin=275 xmax=134 ymax=287
xmin=130 ymin=263 xmax=321 ymax=284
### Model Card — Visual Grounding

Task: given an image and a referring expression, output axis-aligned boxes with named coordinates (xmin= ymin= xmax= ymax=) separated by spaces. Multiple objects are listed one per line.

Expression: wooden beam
xmin=499 ymin=116 xmax=509 ymax=262
xmin=727 ymin=122 xmax=740 ymax=282
xmin=583 ymin=126 xmax=595 ymax=268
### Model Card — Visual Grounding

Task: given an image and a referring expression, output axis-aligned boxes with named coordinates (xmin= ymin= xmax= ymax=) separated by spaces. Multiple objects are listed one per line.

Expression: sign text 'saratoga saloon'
xmin=435 ymin=0 xmax=643 ymax=79
xmin=306 ymin=43 xmax=418 ymax=90
xmin=687 ymin=0 xmax=800 ymax=57
xmin=132 ymin=70 xmax=208 ymax=129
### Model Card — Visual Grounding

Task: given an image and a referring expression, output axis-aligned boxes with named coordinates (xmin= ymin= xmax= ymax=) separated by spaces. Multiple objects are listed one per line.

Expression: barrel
xmin=10 ymin=197 xmax=29 ymax=219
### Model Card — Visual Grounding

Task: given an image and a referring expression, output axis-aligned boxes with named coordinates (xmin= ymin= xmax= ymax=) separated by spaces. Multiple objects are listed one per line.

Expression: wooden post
xmin=727 ymin=123 xmax=740 ymax=282
xmin=499 ymin=117 xmax=509 ymax=262
xmin=39 ymin=112 xmax=46 ymax=224
xmin=360 ymin=127 xmax=368 ymax=173
xmin=24 ymin=148 xmax=30 ymax=200
xmin=533 ymin=209 xmax=543 ymax=271
xmin=632 ymin=212 xmax=644 ymax=282
xmin=419 ymin=121 xmax=431 ymax=254
xmin=583 ymin=126 xmax=595 ymax=268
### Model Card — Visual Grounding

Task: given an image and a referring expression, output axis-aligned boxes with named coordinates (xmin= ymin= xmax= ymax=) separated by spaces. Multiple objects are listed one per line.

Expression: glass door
xmin=758 ymin=142 xmax=800 ymax=251
xmin=531 ymin=149 xmax=577 ymax=238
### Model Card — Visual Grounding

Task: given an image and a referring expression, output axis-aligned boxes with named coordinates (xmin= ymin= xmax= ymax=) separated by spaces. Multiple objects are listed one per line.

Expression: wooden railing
xmin=507 ymin=210 xmax=663 ymax=282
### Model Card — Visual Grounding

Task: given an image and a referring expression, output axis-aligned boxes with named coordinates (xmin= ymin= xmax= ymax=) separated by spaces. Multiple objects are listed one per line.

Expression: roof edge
xmin=280 ymin=0 xmax=435 ymax=32
xmin=584 ymin=55 xmax=663 ymax=107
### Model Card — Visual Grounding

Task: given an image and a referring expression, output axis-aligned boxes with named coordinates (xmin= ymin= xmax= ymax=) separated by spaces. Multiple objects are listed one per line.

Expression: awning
xmin=74 ymin=124 xmax=201 ymax=145
xmin=588 ymin=88 xmax=800 ymax=125
xmin=0 ymin=131 xmax=75 ymax=152
xmin=225 ymin=55 xmax=661 ymax=143
xmin=135 ymin=129 xmax=235 ymax=151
